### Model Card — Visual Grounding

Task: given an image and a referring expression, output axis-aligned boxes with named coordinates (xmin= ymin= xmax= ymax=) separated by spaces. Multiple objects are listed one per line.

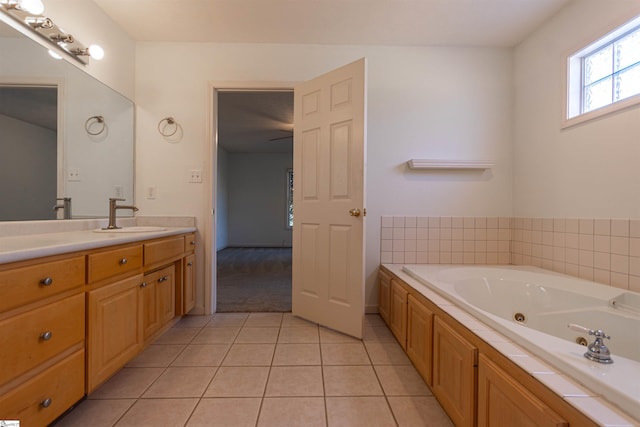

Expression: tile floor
xmin=54 ymin=313 xmax=453 ymax=427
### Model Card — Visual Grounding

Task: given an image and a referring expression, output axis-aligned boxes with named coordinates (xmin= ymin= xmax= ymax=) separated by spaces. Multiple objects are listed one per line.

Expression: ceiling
xmin=91 ymin=0 xmax=570 ymax=153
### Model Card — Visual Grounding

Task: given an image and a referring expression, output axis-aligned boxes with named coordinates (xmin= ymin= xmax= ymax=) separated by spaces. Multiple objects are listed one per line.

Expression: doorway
xmin=215 ymin=90 xmax=294 ymax=312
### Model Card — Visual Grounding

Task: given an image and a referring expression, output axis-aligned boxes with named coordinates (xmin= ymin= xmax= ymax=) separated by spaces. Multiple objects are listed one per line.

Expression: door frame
xmin=204 ymin=80 xmax=298 ymax=314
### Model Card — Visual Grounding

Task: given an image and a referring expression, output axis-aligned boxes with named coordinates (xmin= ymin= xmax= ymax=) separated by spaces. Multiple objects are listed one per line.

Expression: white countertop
xmin=0 ymin=217 xmax=196 ymax=265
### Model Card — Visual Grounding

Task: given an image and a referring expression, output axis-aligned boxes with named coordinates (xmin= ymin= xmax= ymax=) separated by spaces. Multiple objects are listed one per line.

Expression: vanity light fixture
xmin=0 ymin=0 xmax=104 ymax=65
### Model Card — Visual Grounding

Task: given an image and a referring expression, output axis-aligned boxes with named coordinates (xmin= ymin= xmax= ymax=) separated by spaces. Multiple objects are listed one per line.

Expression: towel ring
xmin=85 ymin=115 xmax=105 ymax=136
xmin=158 ymin=117 xmax=178 ymax=137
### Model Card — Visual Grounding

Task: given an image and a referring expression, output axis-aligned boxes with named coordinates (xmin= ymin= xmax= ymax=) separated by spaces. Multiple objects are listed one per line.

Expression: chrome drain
xmin=513 ymin=312 xmax=526 ymax=323
xmin=576 ymin=337 xmax=588 ymax=346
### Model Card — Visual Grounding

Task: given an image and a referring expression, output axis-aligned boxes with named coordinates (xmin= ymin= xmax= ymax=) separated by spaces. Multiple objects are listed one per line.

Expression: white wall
xmin=135 ymin=43 xmax=513 ymax=312
xmin=513 ymin=1 xmax=640 ymax=218
xmin=216 ymin=147 xmax=229 ymax=250
xmin=227 ymin=152 xmax=293 ymax=247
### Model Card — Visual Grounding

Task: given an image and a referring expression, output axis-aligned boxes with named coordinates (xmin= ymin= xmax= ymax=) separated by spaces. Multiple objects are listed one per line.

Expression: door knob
xmin=349 ymin=208 xmax=361 ymax=217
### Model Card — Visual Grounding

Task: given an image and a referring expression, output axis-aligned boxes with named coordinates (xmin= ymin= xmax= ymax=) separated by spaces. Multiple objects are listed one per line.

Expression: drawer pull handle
xmin=119 ymin=258 xmax=128 ymax=265
xmin=187 ymin=262 xmax=193 ymax=267
xmin=140 ymin=282 xmax=148 ymax=288
xmin=40 ymin=277 xmax=53 ymax=286
xmin=40 ymin=331 xmax=53 ymax=341
xmin=158 ymin=276 xmax=169 ymax=283
xmin=41 ymin=398 xmax=52 ymax=408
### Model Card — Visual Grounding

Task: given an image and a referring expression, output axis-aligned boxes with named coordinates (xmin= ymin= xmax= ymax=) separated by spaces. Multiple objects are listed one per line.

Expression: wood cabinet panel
xmin=87 ymin=274 xmax=143 ymax=392
xmin=0 ymin=349 xmax=84 ymax=427
xmin=0 ymin=256 xmax=84 ymax=312
xmin=184 ymin=234 xmax=196 ymax=253
xmin=88 ymin=245 xmax=142 ymax=283
xmin=478 ymin=354 xmax=568 ymax=427
xmin=378 ymin=269 xmax=391 ymax=324
xmin=433 ymin=316 xmax=477 ymax=427
xmin=0 ymin=293 xmax=85 ymax=386
xmin=142 ymin=265 xmax=175 ymax=340
xmin=183 ymin=254 xmax=195 ymax=314
xmin=389 ymin=279 xmax=409 ymax=349
xmin=406 ymin=294 xmax=434 ymax=386
xmin=144 ymin=237 xmax=184 ymax=267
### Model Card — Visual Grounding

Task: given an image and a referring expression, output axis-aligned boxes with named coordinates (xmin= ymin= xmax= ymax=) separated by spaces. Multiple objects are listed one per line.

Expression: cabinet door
xmin=389 ymin=279 xmax=408 ymax=349
xmin=87 ymin=275 xmax=143 ymax=392
xmin=432 ymin=316 xmax=477 ymax=427
xmin=478 ymin=354 xmax=568 ymax=427
xmin=378 ymin=270 xmax=391 ymax=324
xmin=406 ymin=294 xmax=434 ymax=386
xmin=142 ymin=265 xmax=175 ymax=340
xmin=157 ymin=265 xmax=176 ymax=325
xmin=141 ymin=276 xmax=159 ymax=340
xmin=183 ymin=254 xmax=196 ymax=314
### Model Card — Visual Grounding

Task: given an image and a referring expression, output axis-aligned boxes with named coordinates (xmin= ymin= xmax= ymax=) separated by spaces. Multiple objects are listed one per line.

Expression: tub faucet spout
xmin=568 ymin=323 xmax=613 ymax=364
xmin=103 ymin=198 xmax=138 ymax=230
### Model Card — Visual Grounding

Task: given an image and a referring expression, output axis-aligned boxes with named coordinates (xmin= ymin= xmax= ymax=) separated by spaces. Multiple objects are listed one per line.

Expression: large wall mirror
xmin=0 ymin=19 xmax=134 ymax=221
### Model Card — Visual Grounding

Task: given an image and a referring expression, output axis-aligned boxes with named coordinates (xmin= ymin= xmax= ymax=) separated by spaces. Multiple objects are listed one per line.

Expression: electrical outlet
xmin=189 ymin=169 xmax=202 ymax=183
xmin=68 ymin=168 xmax=80 ymax=182
xmin=147 ymin=186 xmax=156 ymax=199
xmin=114 ymin=185 xmax=124 ymax=198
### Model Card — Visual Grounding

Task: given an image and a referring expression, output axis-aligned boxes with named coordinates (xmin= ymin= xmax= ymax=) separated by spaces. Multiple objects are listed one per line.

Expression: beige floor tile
xmin=206 ymin=313 xmax=249 ymax=328
xmin=186 ymin=398 xmax=261 ymax=427
xmin=126 ymin=344 xmax=185 ymax=367
xmin=173 ymin=315 xmax=213 ymax=328
xmin=388 ymin=396 xmax=454 ymax=427
xmin=323 ymin=365 xmax=383 ymax=396
xmin=54 ymin=399 xmax=135 ymax=427
xmin=281 ymin=313 xmax=318 ymax=328
xmin=88 ymin=367 xmax=164 ymax=399
xmin=277 ymin=326 xmax=319 ymax=343
xmin=272 ymin=343 xmax=321 ymax=366
xmin=222 ymin=343 xmax=275 ymax=366
xmin=319 ymin=327 xmax=361 ymax=343
xmin=142 ymin=366 xmax=217 ymax=398
xmin=114 ymin=398 xmax=198 ymax=427
xmin=374 ymin=365 xmax=432 ymax=396
xmin=245 ymin=312 xmax=283 ymax=327
xmin=204 ymin=366 xmax=269 ymax=397
xmin=171 ymin=344 xmax=230 ymax=366
xmin=322 ymin=343 xmax=371 ymax=365
xmin=153 ymin=327 xmax=200 ymax=344
xmin=363 ymin=326 xmax=397 ymax=343
xmin=265 ymin=366 xmax=324 ymax=396
xmin=364 ymin=314 xmax=387 ymax=327
xmin=235 ymin=327 xmax=280 ymax=343
xmin=192 ymin=327 xmax=240 ymax=344
xmin=326 ymin=396 xmax=396 ymax=427
xmin=364 ymin=342 xmax=412 ymax=365
xmin=257 ymin=397 xmax=326 ymax=427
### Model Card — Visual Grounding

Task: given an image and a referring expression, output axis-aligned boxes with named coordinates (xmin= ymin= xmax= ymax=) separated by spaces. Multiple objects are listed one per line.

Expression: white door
xmin=292 ymin=58 xmax=367 ymax=338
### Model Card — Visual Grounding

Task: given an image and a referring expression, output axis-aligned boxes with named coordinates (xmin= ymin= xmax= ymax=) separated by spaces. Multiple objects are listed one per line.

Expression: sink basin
xmin=93 ymin=226 xmax=167 ymax=233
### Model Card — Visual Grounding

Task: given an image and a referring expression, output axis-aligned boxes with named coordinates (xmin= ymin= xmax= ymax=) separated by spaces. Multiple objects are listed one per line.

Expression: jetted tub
xmin=401 ymin=265 xmax=640 ymax=421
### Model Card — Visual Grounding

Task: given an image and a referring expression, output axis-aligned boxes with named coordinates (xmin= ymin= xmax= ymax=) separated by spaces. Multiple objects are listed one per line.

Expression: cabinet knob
xmin=187 ymin=261 xmax=193 ymax=267
xmin=41 ymin=398 xmax=52 ymax=408
xmin=140 ymin=282 xmax=148 ymax=288
xmin=40 ymin=277 xmax=53 ymax=286
xmin=119 ymin=258 xmax=128 ymax=265
xmin=158 ymin=276 xmax=169 ymax=283
xmin=190 ymin=240 xmax=195 ymax=246
xmin=40 ymin=331 xmax=53 ymax=341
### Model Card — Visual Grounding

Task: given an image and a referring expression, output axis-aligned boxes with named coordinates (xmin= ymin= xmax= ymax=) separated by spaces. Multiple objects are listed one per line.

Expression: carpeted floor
xmin=216 ymin=247 xmax=292 ymax=312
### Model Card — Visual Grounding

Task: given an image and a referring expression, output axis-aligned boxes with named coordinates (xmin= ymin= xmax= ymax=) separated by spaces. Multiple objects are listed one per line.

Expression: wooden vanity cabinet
xmin=378 ymin=269 xmax=391 ymax=324
xmin=406 ymin=294 xmax=434 ymax=386
xmin=389 ymin=279 xmax=409 ymax=349
xmin=142 ymin=264 xmax=176 ymax=341
xmin=478 ymin=354 xmax=568 ymax=427
xmin=183 ymin=253 xmax=196 ymax=313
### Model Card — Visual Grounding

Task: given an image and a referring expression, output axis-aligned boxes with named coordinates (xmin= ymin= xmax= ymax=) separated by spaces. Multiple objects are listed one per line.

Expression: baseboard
xmin=365 ymin=305 xmax=379 ymax=314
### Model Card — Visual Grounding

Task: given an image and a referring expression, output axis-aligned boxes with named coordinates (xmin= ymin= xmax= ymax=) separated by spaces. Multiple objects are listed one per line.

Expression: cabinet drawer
xmin=0 ymin=256 xmax=85 ymax=312
xmin=145 ymin=236 xmax=184 ymax=266
xmin=0 ymin=293 xmax=85 ymax=386
xmin=184 ymin=233 xmax=196 ymax=252
xmin=0 ymin=349 xmax=84 ymax=427
xmin=88 ymin=245 xmax=142 ymax=283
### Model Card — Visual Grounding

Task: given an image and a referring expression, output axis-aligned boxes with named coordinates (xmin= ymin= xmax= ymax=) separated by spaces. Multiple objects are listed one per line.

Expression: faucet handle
xmin=109 ymin=197 xmax=126 ymax=202
xmin=568 ymin=324 xmax=610 ymax=340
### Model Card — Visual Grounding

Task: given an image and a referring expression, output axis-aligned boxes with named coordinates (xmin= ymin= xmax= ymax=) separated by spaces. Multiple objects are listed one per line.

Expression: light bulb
xmin=48 ymin=49 xmax=62 ymax=60
xmin=19 ymin=0 xmax=44 ymax=15
xmin=88 ymin=44 xmax=104 ymax=60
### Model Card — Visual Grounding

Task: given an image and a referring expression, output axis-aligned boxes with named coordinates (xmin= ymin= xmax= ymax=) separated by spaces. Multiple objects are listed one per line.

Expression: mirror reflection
xmin=0 ymin=19 xmax=134 ymax=221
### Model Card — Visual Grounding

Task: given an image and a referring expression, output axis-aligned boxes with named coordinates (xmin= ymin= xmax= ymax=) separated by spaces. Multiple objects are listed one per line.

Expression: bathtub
xmin=401 ymin=264 xmax=640 ymax=421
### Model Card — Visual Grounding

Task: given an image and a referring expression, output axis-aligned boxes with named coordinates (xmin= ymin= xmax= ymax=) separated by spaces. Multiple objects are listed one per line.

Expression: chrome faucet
xmin=568 ymin=324 xmax=613 ymax=364
xmin=103 ymin=198 xmax=138 ymax=230
xmin=53 ymin=197 xmax=72 ymax=219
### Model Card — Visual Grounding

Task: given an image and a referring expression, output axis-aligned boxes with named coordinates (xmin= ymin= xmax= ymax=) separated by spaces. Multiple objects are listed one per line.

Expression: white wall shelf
xmin=407 ymin=159 xmax=495 ymax=170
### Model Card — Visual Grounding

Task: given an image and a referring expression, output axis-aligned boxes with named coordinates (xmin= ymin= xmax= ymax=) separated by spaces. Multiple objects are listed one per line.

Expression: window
xmin=286 ymin=168 xmax=293 ymax=229
xmin=565 ymin=15 xmax=640 ymax=126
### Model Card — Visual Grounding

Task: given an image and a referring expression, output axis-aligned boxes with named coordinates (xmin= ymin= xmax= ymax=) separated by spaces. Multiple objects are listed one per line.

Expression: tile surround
xmin=381 ymin=216 xmax=640 ymax=291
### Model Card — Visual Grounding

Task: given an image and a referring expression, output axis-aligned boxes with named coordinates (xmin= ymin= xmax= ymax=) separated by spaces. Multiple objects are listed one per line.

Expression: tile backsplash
xmin=381 ymin=216 xmax=640 ymax=292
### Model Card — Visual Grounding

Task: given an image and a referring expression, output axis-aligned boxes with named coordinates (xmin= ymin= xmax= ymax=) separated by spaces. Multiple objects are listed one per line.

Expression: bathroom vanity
xmin=0 ymin=225 xmax=196 ymax=425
